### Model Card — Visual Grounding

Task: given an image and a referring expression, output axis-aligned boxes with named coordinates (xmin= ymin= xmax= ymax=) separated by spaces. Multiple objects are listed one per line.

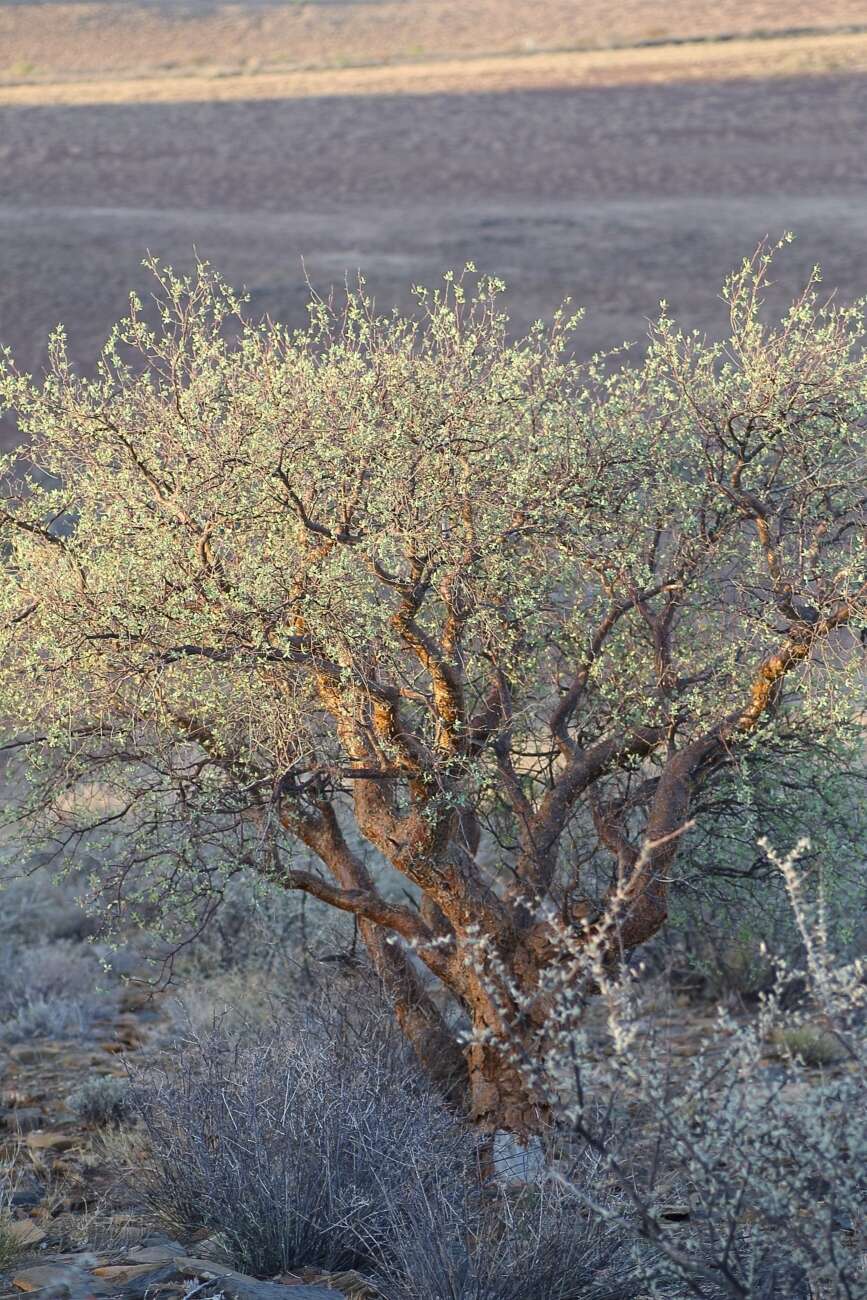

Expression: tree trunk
xmin=357 ymin=919 xmax=470 ymax=1105
xmin=467 ymin=1035 xmax=545 ymax=1136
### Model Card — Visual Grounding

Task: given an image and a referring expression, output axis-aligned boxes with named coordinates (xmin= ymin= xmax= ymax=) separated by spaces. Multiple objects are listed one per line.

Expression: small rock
xmin=10 ymin=1181 xmax=44 ymax=1209
xmin=12 ymin=1265 xmax=88 ymax=1294
xmin=6 ymin=1220 xmax=47 ymax=1247
xmin=92 ymin=1265 xmax=162 ymax=1283
xmin=126 ymin=1244 xmax=185 ymax=1264
xmin=19 ymin=1288 xmax=72 ymax=1300
xmin=109 ymin=1267 xmax=176 ymax=1300
xmin=173 ymin=1259 xmax=335 ymax=1300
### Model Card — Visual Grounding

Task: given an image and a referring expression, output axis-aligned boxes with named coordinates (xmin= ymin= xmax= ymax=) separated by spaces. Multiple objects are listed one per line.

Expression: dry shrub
xmin=124 ymin=993 xmax=467 ymax=1277
xmin=0 ymin=939 xmax=114 ymax=1043
xmin=370 ymin=1160 xmax=635 ymax=1300
xmin=67 ymin=1076 xmax=133 ymax=1126
xmin=123 ymin=986 xmax=636 ymax=1298
xmin=478 ymin=839 xmax=867 ymax=1299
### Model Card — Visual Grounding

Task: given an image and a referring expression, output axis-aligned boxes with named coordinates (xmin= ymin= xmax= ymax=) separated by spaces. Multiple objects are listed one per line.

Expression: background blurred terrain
xmin=1 ymin=0 xmax=866 ymax=445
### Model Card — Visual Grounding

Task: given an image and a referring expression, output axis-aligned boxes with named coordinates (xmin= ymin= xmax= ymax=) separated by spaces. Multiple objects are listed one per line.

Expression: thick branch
xmin=607 ymin=590 xmax=866 ymax=949
xmin=282 ymin=867 xmax=431 ymax=947
xmin=528 ymin=726 xmax=665 ymax=888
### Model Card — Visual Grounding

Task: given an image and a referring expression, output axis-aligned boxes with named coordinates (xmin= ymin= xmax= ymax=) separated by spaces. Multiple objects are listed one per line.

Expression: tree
xmin=0 ymin=245 xmax=865 ymax=1137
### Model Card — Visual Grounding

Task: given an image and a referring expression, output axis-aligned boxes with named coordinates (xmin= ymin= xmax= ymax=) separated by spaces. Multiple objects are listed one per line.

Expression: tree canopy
xmin=1 ymin=244 xmax=865 ymax=1130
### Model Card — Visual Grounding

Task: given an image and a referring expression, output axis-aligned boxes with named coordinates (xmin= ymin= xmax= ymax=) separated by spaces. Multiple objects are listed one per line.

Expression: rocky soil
xmin=0 ymin=987 xmax=378 ymax=1300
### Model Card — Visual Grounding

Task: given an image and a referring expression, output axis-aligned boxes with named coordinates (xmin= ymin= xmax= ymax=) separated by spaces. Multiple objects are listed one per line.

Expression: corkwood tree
xmin=0 ymin=248 xmax=865 ymax=1136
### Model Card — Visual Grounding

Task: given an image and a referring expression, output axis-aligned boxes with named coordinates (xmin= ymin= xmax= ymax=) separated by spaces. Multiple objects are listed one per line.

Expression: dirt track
xmin=1 ymin=5 xmax=866 ymax=446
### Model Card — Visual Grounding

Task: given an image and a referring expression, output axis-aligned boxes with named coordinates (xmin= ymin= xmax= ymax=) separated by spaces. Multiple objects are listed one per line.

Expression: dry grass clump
xmin=67 ymin=1076 xmax=133 ymax=1127
xmin=0 ymin=1180 xmax=26 ymax=1274
xmin=0 ymin=939 xmax=113 ymax=1043
xmin=0 ymin=1217 xmax=23 ymax=1274
xmin=120 ymin=990 xmax=635 ymax=1299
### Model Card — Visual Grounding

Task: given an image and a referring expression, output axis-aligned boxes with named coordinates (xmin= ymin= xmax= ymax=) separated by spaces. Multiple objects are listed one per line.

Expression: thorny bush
xmin=465 ymin=839 xmax=867 ymax=1299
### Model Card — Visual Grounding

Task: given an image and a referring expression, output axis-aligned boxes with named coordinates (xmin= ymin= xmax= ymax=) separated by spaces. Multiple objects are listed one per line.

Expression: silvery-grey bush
xmin=466 ymin=839 xmax=866 ymax=1299
xmin=67 ymin=1076 xmax=133 ymax=1126
xmin=0 ymin=938 xmax=113 ymax=1042
xmin=369 ymin=1157 xmax=635 ymax=1300
xmin=125 ymin=995 xmax=468 ymax=1277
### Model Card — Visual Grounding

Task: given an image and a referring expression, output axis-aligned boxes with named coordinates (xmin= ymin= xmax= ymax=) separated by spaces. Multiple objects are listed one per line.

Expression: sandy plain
xmin=1 ymin=1 xmax=866 ymax=445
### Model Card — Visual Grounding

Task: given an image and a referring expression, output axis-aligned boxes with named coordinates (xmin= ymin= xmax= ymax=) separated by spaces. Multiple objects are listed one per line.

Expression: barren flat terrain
xmin=1 ymin=1 xmax=866 ymax=445
xmin=3 ymin=0 xmax=867 ymax=82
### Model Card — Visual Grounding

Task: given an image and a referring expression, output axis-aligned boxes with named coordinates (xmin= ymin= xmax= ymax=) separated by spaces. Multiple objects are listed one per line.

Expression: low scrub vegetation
xmin=118 ymin=846 xmax=864 ymax=1299
xmin=67 ymin=1076 xmax=133 ymax=1126
xmin=0 ymin=865 xmax=121 ymax=1042
xmin=121 ymin=998 xmax=635 ymax=1298
xmin=0 ymin=936 xmax=114 ymax=1043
